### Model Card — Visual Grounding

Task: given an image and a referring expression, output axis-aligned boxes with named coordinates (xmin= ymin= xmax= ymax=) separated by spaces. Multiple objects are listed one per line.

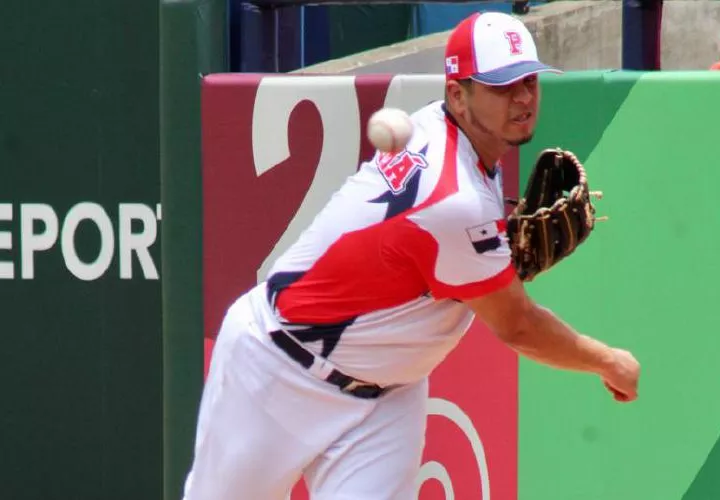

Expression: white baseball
xmin=367 ymin=107 xmax=413 ymax=153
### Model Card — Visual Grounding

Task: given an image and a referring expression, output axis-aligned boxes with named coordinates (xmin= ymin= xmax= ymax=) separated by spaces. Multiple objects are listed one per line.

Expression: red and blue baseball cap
xmin=445 ymin=12 xmax=562 ymax=85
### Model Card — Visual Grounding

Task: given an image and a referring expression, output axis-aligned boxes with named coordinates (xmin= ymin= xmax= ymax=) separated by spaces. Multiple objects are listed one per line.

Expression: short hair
xmin=444 ymin=78 xmax=474 ymax=103
xmin=458 ymin=78 xmax=474 ymax=93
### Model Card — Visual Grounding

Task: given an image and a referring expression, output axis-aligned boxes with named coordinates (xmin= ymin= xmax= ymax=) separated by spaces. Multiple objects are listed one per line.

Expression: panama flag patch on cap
xmin=445 ymin=56 xmax=459 ymax=75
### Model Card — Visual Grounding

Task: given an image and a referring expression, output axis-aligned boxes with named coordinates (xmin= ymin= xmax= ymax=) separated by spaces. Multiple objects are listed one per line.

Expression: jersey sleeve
xmin=395 ymin=194 xmax=516 ymax=300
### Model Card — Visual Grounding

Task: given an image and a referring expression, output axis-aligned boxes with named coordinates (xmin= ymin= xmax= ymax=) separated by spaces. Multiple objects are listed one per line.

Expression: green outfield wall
xmin=0 ymin=2 xmax=162 ymax=499
xmin=0 ymin=1 xmax=226 ymax=499
xmin=160 ymin=1 xmax=227 ymax=499
xmin=518 ymin=70 xmax=720 ymax=500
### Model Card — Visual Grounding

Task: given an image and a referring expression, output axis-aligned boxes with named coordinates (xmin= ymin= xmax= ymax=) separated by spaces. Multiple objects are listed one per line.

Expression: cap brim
xmin=470 ymin=60 xmax=563 ymax=86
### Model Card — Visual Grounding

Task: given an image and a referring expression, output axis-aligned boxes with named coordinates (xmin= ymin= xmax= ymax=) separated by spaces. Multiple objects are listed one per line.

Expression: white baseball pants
xmin=182 ymin=295 xmax=429 ymax=500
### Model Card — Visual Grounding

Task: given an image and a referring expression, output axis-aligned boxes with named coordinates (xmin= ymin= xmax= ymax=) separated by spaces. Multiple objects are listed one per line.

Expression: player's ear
xmin=445 ymin=80 xmax=467 ymax=113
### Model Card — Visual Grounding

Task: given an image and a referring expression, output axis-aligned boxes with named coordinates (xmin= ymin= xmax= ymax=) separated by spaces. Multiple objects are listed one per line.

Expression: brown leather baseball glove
xmin=506 ymin=148 xmax=605 ymax=282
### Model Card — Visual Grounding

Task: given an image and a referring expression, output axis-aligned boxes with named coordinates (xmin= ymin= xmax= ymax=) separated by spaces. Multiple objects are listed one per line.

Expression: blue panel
xmin=277 ymin=6 xmax=303 ymax=72
xmin=229 ymin=1 xmax=331 ymax=72
xmin=621 ymin=0 xmax=663 ymax=70
xmin=303 ymin=6 xmax=331 ymax=66
xmin=229 ymin=1 xmax=273 ymax=72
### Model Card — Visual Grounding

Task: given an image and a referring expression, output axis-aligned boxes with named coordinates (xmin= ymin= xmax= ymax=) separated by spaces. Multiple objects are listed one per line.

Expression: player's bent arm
xmin=463 ymin=276 xmax=615 ymax=376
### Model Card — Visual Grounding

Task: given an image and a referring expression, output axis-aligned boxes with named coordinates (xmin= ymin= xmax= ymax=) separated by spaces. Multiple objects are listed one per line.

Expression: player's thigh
xmin=183 ymin=371 xmax=309 ymax=500
xmin=182 ymin=302 xmax=312 ymax=500
xmin=304 ymin=378 xmax=429 ymax=500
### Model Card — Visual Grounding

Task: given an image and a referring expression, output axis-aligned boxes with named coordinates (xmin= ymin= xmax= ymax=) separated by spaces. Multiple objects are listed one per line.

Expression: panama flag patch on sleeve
xmin=466 ymin=220 xmax=506 ymax=254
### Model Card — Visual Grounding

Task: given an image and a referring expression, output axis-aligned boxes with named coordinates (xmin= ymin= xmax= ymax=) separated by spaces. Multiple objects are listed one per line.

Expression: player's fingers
xmin=604 ymin=381 xmax=636 ymax=402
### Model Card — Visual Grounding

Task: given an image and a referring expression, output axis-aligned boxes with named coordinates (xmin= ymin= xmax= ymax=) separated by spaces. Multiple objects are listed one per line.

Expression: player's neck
xmin=467 ymin=134 xmax=507 ymax=174
xmin=444 ymin=103 xmax=507 ymax=173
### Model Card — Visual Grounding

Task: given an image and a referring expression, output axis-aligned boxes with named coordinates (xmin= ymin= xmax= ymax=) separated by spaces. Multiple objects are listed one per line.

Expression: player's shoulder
xmin=411 ymin=163 xmax=501 ymax=227
xmin=408 ymin=100 xmax=447 ymax=135
xmin=410 ymin=183 xmax=497 ymax=233
xmin=399 ymin=101 xmax=449 ymax=161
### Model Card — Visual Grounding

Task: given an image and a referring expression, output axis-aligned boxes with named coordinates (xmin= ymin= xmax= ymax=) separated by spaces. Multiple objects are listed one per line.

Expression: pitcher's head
xmin=444 ymin=12 xmax=561 ymax=147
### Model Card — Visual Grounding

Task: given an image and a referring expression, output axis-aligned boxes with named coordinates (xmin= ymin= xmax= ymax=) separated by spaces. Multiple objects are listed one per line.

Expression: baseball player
xmin=183 ymin=12 xmax=641 ymax=500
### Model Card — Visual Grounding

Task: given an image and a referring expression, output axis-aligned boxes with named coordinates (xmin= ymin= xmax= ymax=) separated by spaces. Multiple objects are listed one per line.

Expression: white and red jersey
xmin=247 ymin=100 xmax=515 ymax=386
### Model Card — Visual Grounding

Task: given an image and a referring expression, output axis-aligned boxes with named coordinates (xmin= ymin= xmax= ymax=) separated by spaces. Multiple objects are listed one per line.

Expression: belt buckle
xmin=343 ymin=379 xmax=384 ymax=399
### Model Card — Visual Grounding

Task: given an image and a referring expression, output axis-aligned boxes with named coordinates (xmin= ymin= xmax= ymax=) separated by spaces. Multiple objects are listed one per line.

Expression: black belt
xmin=269 ymin=329 xmax=390 ymax=399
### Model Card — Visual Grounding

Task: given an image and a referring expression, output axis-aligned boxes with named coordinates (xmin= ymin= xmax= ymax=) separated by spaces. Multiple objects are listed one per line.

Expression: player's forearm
xmin=504 ymin=304 xmax=615 ymax=375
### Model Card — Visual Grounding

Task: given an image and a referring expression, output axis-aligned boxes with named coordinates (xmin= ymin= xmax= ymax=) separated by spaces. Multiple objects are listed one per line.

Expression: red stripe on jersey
xmin=396 ymin=218 xmax=516 ymax=300
xmin=274 ymin=219 xmax=429 ymax=324
xmin=414 ymin=117 xmax=460 ymax=211
xmin=433 ymin=262 xmax=516 ymax=299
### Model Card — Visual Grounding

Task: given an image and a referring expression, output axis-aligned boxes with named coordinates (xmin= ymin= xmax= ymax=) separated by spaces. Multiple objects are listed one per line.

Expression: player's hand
xmin=601 ymin=348 xmax=640 ymax=403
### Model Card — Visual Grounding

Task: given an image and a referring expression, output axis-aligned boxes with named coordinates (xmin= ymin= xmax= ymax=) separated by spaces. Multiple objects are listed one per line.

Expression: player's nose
xmin=511 ymin=82 xmax=533 ymax=105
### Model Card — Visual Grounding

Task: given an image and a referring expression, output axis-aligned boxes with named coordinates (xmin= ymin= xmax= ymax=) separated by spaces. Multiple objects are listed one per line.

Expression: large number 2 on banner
xmin=252 ymin=76 xmax=361 ymax=283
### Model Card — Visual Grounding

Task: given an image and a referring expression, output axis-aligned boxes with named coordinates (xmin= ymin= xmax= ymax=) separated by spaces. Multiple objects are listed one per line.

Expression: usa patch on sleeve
xmin=375 ymin=147 xmax=429 ymax=195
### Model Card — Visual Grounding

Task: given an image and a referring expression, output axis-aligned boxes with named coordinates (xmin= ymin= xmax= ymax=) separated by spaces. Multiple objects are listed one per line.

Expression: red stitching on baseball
xmin=376 ymin=120 xmax=397 ymax=152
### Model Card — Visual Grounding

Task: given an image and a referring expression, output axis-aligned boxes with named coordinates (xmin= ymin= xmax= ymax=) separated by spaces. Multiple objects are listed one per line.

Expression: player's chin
xmin=504 ymin=122 xmax=536 ymax=146
xmin=505 ymin=133 xmax=534 ymax=147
